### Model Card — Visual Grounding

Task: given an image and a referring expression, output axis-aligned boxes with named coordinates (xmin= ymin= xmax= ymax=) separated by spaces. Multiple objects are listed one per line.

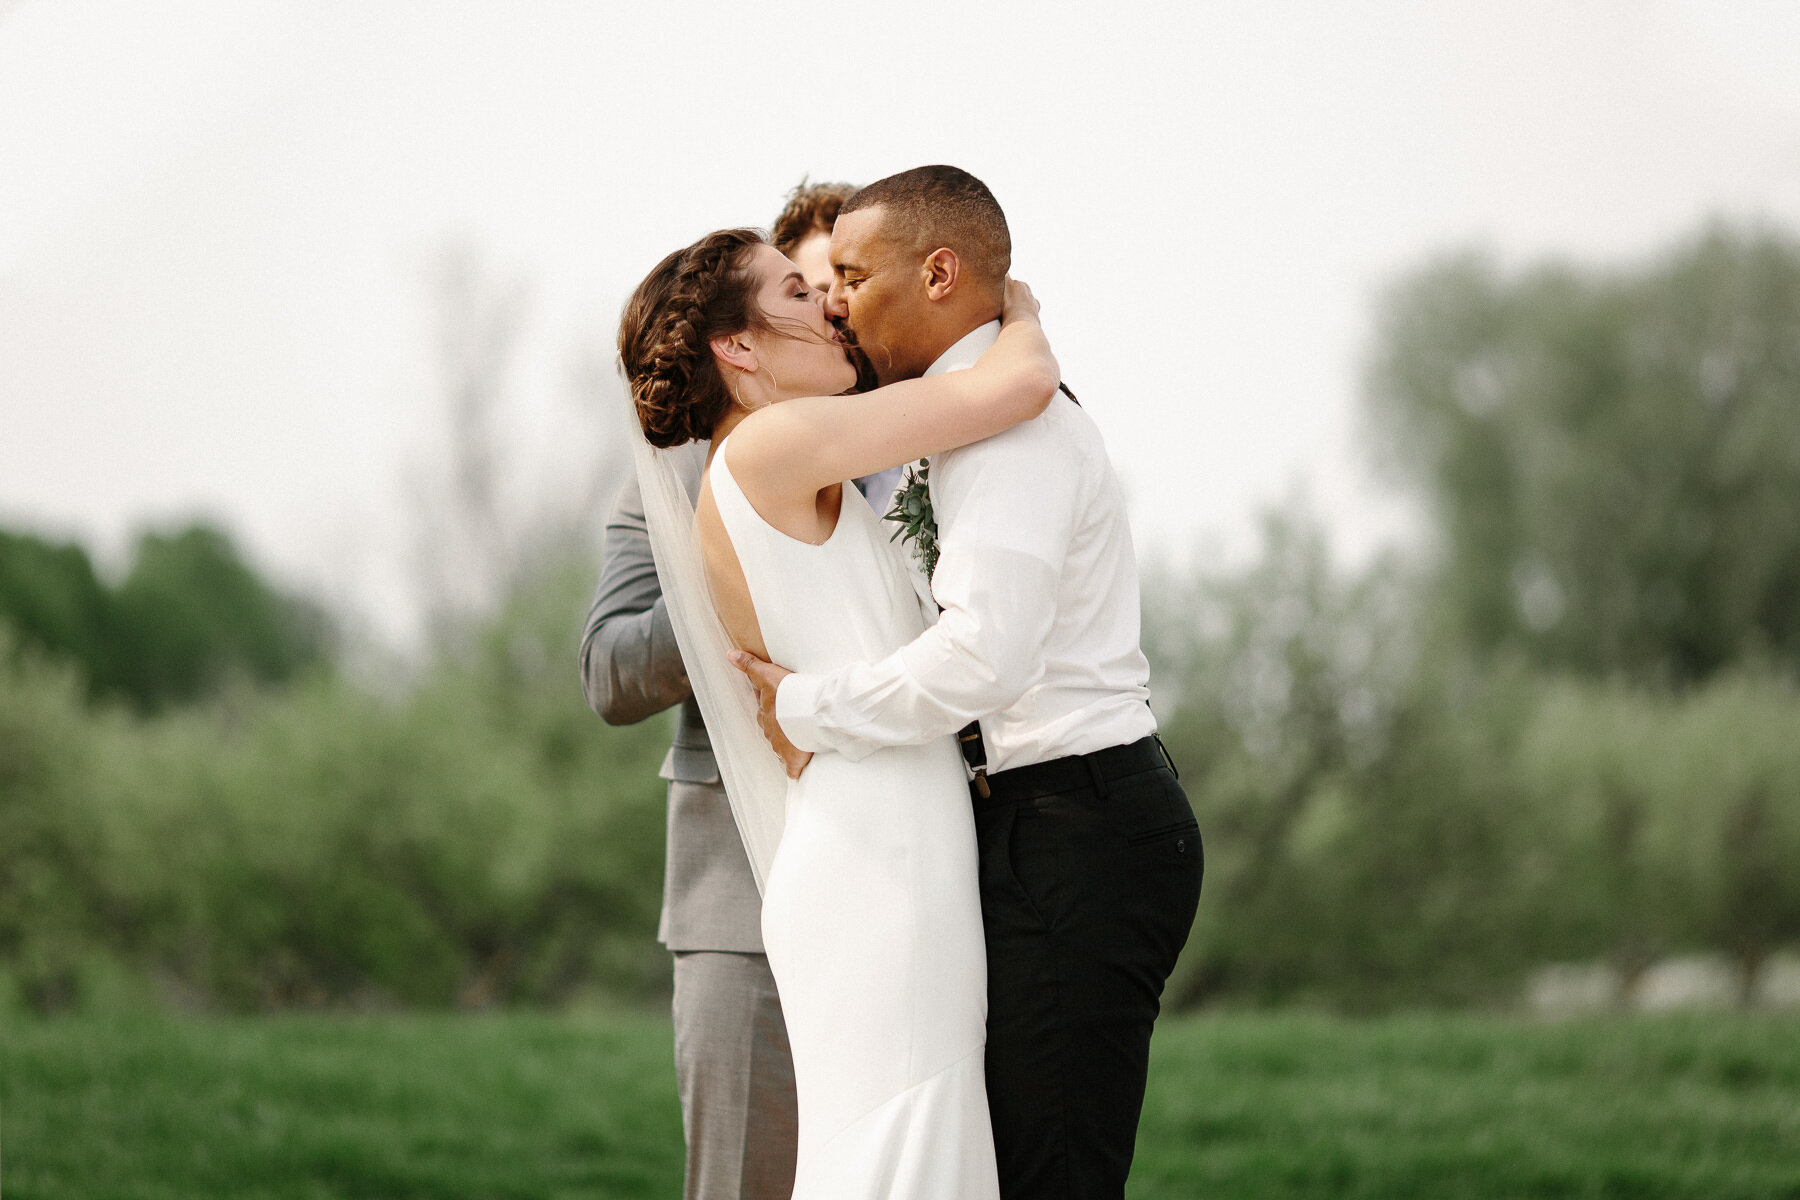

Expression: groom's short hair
xmin=840 ymin=165 xmax=1010 ymax=288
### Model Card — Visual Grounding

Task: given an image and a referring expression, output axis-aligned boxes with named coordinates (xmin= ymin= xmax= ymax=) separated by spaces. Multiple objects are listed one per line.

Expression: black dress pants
xmin=974 ymin=737 xmax=1203 ymax=1200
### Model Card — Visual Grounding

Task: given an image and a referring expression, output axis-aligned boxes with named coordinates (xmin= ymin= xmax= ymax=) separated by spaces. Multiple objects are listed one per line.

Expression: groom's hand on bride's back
xmin=728 ymin=650 xmax=813 ymax=780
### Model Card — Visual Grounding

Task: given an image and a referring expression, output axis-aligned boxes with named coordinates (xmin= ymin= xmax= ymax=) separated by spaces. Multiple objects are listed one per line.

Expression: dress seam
xmin=794 ymin=1042 xmax=988 ymax=1172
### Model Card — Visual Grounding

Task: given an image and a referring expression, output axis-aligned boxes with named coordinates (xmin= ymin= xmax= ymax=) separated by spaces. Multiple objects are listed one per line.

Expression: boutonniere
xmin=884 ymin=459 xmax=938 ymax=580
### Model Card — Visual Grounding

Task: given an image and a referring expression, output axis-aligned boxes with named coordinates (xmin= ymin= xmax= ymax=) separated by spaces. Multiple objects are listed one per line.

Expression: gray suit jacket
xmin=579 ymin=442 xmax=764 ymax=953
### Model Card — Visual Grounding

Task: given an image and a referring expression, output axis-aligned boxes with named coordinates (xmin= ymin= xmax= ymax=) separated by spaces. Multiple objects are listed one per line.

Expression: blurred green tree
xmin=1151 ymin=505 xmax=1536 ymax=1008
xmin=0 ymin=630 xmax=114 ymax=1012
xmin=0 ymin=554 xmax=671 ymax=1015
xmin=1515 ymin=673 xmax=1800 ymax=1001
xmin=114 ymin=523 xmax=333 ymax=709
xmin=0 ymin=530 xmax=119 ymax=697
xmin=1364 ymin=222 xmax=1800 ymax=685
xmin=0 ymin=522 xmax=332 ymax=711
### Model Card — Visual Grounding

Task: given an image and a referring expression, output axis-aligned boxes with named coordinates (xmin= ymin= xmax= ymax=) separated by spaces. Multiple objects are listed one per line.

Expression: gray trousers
xmin=671 ymin=951 xmax=798 ymax=1200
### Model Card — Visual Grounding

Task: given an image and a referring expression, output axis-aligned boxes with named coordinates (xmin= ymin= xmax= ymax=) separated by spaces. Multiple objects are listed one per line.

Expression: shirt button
xmin=1176 ymin=838 xmax=1187 ymax=854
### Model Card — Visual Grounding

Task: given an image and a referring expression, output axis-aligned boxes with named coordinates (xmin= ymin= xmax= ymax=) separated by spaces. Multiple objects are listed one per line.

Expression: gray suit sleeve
xmin=579 ymin=470 xmax=694 ymax=725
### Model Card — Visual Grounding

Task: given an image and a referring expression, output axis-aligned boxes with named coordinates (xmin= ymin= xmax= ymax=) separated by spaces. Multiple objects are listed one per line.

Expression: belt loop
xmin=1084 ymin=754 xmax=1109 ymax=799
xmin=1154 ymin=733 xmax=1180 ymax=780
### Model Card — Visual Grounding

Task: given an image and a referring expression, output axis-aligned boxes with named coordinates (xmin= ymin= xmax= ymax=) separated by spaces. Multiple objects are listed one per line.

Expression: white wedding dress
xmin=709 ymin=437 xmax=999 ymax=1200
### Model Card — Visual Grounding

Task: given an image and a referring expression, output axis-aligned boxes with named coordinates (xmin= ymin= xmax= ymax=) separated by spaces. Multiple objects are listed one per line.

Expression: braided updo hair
xmin=618 ymin=228 xmax=773 ymax=449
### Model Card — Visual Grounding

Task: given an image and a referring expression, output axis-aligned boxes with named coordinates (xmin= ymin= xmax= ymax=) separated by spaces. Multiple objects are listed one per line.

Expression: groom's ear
xmin=921 ymin=247 xmax=960 ymax=302
xmin=710 ymin=332 xmax=757 ymax=373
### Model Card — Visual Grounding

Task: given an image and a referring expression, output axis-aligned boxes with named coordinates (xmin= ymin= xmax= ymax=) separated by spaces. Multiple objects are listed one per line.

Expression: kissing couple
xmin=585 ymin=166 xmax=1202 ymax=1200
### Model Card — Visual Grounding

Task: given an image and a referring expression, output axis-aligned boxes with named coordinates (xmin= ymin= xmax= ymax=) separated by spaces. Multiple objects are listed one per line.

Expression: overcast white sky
xmin=3 ymin=1 xmax=1799 ymax=644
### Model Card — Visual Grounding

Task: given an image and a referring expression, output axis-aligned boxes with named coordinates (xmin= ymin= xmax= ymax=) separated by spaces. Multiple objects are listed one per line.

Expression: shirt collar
xmin=923 ymin=320 xmax=1002 ymax=378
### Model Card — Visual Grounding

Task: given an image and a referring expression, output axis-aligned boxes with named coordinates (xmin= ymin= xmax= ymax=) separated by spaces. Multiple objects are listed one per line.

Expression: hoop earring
xmin=760 ymin=366 xmax=781 ymax=396
xmin=729 ymin=373 xmax=753 ymax=413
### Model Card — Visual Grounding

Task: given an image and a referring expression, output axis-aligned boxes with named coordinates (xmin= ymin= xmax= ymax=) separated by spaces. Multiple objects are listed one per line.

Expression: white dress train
xmin=709 ymin=438 xmax=999 ymax=1200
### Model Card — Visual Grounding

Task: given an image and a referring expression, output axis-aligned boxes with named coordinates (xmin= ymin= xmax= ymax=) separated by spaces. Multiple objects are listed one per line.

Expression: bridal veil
xmin=628 ymin=424 xmax=787 ymax=894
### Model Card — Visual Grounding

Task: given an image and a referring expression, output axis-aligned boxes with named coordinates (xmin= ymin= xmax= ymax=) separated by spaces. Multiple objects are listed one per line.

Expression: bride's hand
xmin=1000 ymin=277 xmax=1040 ymax=326
xmin=997 ymin=277 xmax=1059 ymax=399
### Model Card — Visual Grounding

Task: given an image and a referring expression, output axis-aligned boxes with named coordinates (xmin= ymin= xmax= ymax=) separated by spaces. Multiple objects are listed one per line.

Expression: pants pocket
xmin=1126 ymin=817 xmax=1200 ymax=847
xmin=979 ymin=804 xmax=1054 ymax=934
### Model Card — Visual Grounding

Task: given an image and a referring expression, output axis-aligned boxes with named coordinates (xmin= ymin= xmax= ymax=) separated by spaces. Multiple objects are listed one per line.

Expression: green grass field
xmin=4 ymin=1010 xmax=1797 ymax=1199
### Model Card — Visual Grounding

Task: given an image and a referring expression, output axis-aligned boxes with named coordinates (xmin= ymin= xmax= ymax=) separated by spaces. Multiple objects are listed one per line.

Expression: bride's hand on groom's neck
xmin=729 ymin=650 xmax=813 ymax=780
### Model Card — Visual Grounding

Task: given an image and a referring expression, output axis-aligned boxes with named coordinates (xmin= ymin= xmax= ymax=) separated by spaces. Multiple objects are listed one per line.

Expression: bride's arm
xmin=728 ymin=280 xmax=1059 ymax=495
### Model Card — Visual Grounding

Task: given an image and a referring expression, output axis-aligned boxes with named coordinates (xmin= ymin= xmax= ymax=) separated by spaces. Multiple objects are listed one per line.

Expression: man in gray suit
xmin=580 ymin=437 xmax=798 ymax=1200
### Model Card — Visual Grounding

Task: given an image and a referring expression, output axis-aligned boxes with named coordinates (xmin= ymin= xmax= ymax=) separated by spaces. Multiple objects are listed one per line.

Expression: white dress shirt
xmin=776 ymin=321 xmax=1157 ymax=773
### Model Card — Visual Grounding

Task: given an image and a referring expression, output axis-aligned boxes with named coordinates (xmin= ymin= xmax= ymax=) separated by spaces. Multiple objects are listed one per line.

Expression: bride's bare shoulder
xmin=721 ymin=404 xmax=805 ymax=486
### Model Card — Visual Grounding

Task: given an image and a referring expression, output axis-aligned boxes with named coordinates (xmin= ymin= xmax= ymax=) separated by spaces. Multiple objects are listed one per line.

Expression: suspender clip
xmin=957 ymin=720 xmax=991 ymax=798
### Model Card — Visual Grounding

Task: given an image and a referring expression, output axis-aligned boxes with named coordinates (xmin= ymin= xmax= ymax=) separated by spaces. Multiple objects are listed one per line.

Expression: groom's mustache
xmin=836 ymin=319 xmax=880 ymax=394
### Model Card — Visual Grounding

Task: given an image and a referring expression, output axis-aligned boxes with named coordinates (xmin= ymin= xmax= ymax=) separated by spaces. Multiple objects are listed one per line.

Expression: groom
xmin=733 ymin=165 xmax=1204 ymax=1200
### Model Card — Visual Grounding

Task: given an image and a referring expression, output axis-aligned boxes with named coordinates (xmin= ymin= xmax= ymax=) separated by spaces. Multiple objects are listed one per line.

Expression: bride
xmin=616 ymin=227 xmax=1058 ymax=1199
